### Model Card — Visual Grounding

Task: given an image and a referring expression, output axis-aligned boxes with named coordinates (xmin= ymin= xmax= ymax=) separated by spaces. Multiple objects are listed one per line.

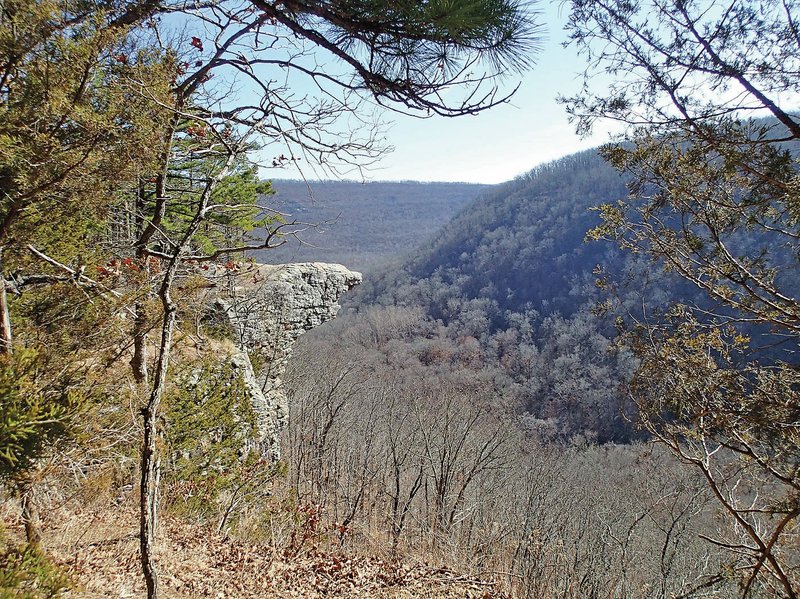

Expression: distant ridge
xmin=252 ymin=179 xmax=490 ymax=271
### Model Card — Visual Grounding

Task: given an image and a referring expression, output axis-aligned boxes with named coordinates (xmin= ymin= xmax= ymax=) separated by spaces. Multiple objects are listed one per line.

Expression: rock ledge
xmin=217 ymin=263 xmax=361 ymax=460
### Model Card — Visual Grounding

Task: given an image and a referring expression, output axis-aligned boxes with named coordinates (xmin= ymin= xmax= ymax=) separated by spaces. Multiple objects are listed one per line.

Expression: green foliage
xmin=633 ymin=318 xmax=799 ymax=450
xmin=163 ymin=362 xmax=275 ymax=528
xmin=10 ymin=280 xmax=123 ymax=355
xmin=0 ymin=540 xmax=72 ymax=598
xmin=0 ymin=0 xmax=537 ymax=593
xmin=0 ymin=350 xmax=87 ymax=482
xmin=322 ymin=0 xmax=539 ymax=72
xmin=194 ymin=166 xmax=276 ymax=256
xmin=592 ymin=125 xmax=800 ymax=330
xmin=210 ymin=168 xmax=274 ymax=229
xmin=144 ymin=115 xmax=280 ymax=259
xmin=166 ymin=362 xmax=255 ymax=471
xmin=0 ymin=0 xmax=173 ymax=266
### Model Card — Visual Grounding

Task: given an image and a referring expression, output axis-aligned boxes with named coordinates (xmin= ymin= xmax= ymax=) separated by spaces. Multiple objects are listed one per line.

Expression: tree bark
xmin=21 ymin=485 xmax=41 ymax=547
xmin=139 ymin=302 xmax=176 ymax=599
xmin=140 ymin=405 xmax=160 ymax=597
xmin=0 ymin=247 xmax=12 ymax=355
xmin=131 ymin=303 xmax=149 ymax=384
xmin=131 ymin=180 xmax=149 ymax=384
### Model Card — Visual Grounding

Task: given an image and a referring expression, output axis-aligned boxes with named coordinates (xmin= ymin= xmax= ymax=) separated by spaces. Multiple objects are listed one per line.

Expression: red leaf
xmin=190 ymin=36 xmax=204 ymax=51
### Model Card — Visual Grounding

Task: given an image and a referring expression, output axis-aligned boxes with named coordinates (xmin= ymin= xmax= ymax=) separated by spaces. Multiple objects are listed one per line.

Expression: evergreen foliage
xmin=163 ymin=362 xmax=270 ymax=528
xmin=0 ymin=540 xmax=72 ymax=598
xmin=0 ymin=0 xmax=173 ymax=265
xmin=251 ymin=0 xmax=541 ymax=115
xmin=17 ymin=0 xmax=799 ymax=595
xmin=0 ymin=351 xmax=80 ymax=480
xmin=0 ymin=350 xmax=85 ymax=482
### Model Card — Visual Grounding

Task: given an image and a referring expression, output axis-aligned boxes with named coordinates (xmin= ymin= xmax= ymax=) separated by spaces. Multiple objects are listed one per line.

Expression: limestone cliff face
xmin=217 ymin=263 xmax=361 ymax=460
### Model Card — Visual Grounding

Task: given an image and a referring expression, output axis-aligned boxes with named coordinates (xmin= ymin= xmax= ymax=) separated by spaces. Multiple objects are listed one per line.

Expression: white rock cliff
xmin=216 ymin=263 xmax=361 ymax=460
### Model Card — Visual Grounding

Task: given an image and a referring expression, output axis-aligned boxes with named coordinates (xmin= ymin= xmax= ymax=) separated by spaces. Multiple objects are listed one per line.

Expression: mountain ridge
xmin=253 ymin=179 xmax=491 ymax=271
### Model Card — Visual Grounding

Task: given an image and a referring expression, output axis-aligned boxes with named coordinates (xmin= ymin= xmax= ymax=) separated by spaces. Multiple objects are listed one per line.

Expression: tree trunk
xmin=131 ymin=180 xmax=148 ymax=384
xmin=131 ymin=303 xmax=149 ymax=384
xmin=139 ymin=303 xmax=176 ymax=599
xmin=21 ymin=485 xmax=41 ymax=547
xmin=140 ymin=404 xmax=160 ymax=598
xmin=0 ymin=247 xmax=12 ymax=355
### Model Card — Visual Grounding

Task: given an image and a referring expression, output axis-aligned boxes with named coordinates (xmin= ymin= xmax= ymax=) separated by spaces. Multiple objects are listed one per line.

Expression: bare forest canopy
xmin=327 ymin=152 xmax=648 ymax=439
xmin=254 ymin=179 xmax=490 ymax=271
xmin=291 ymin=112 xmax=800 ymax=593
xmin=324 ymin=150 xmax=650 ymax=444
xmin=341 ymin=134 xmax=800 ymax=441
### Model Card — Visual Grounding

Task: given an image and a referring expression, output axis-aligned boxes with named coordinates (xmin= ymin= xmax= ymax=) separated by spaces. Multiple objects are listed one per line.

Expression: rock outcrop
xmin=215 ymin=263 xmax=361 ymax=460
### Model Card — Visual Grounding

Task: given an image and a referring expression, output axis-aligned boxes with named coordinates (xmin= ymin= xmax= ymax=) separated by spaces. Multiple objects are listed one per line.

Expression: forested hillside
xmin=254 ymin=180 xmax=488 ymax=271
xmin=346 ymin=137 xmax=799 ymax=443
xmin=284 ymin=96 xmax=800 ymax=591
xmin=347 ymin=150 xmax=654 ymax=442
xmin=274 ymin=148 xmax=742 ymax=591
xmin=359 ymin=149 xmax=627 ymax=319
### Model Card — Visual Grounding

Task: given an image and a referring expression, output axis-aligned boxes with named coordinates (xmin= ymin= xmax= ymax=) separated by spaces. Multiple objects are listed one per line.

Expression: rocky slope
xmin=210 ymin=263 xmax=362 ymax=460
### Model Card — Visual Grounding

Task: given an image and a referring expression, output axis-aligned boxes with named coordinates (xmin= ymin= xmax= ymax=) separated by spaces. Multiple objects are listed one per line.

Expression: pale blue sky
xmin=259 ymin=2 xmax=613 ymax=185
xmin=167 ymin=2 xmax=611 ymax=184
xmin=371 ymin=4 xmax=606 ymax=184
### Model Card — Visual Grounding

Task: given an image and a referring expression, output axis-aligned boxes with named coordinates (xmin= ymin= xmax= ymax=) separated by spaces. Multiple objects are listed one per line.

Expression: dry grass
xmin=2 ymin=498 xmax=507 ymax=598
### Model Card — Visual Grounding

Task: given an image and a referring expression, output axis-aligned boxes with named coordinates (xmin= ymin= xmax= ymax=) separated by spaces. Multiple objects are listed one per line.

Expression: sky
xmin=260 ymin=3 xmax=614 ymax=185
xmin=371 ymin=4 xmax=605 ymax=184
